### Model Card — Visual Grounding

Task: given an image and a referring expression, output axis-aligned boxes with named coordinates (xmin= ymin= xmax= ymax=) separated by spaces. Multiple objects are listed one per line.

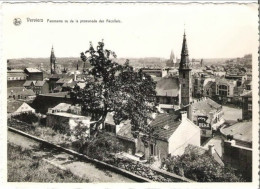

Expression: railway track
xmin=8 ymin=127 xmax=151 ymax=183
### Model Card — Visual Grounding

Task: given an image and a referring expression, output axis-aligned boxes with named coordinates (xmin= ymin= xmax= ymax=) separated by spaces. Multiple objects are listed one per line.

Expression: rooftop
xmin=8 ymin=87 xmax=35 ymax=96
xmin=240 ymin=90 xmax=252 ymax=97
xmin=191 ymin=97 xmax=222 ymax=116
xmin=52 ymin=103 xmax=72 ymax=112
xmin=50 ymin=112 xmax=89 ymax=119
xmin=23 ymin=80 xmax=34 ymax=87
xmin=117 ymin=123 xmax=135 ymax=142
xmin=39 ymin=91 xmax=70 ymax=98
xmin=221 ymin=121 xmax=252 ymax=143
xmin=150 ymin=113 xmax=181 ymax=141
xmin=35 ymin=80 xmax=46 ymax=87
xmin=7 ymin=100 xmax=24 ymax=113
xmin=155 ymin=77 xmax=179 ymax=97
xmin=24 ymin=68 xmax=42 ymax=73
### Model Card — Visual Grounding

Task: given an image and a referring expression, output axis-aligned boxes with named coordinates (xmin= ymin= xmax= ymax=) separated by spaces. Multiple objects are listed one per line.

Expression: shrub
xmin=12 ymin=112 xmax=39 ymax=124
xmin=83 ymin=132 xmax=124 ymax=161
xmin=164 ymin=151 xmax=244 ymax=182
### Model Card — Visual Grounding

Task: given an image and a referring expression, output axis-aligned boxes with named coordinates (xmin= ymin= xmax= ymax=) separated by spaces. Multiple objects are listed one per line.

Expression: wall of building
xmin=168 ymin=118 xmax=201 ymax=156
xmin=47 ymin=114 xmax=70 ymax=132
xmin=32 ymin=95 xmax=73 ymax=113
xmin=7 ymin=80 xmax=26 ymax=88
xmin=118 ymin=138 xmax=136 ymax=155
xmin=154 ymin=139 xmax=169 ymax=160
xmin=223 ymin=140 xmax=252 ymax=181
xmin=242 ymin=96 xmax=252 ymax=120
xmin=27 ymin=73 xmax=43 ymax=81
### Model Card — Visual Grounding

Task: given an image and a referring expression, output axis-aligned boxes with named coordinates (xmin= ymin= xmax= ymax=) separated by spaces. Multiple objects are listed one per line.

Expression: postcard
xmin=0 ymin=1 xmax=259 ymax=189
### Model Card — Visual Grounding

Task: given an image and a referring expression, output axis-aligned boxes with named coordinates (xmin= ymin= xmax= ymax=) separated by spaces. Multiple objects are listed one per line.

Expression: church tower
xmin=50 ymin=46 xmax=56 ymax=74
xmin=179 ymin=31 xmax=192 ymax=107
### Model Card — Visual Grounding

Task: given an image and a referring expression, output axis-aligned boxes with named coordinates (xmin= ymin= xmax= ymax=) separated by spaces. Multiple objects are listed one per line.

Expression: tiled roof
xmin=49 ymin=74 xmax=60 ymax=79
xmin=155 ymin=77 xmax=179 ymax=97
xmin=240 ymin=90 xmax=252 ymax=97
xmin=221 ymin=121 xmax=252 ymax=143
xmin=116 ymin=113 xmax=181 ymax=142
xmin=204 ymin=81 xmax=215 ymax=88
xmin=7 ymin=100 xmax=24 ymax=113
xmin=39 ymin=91 xmax=70 ymax=98
xmin=23 ymin=80 xmax=34 ymax=87
xmin=191 ymin=98 xmax=221 ymax=116
xmin=52 ymin=103 xmax=71 ymax=112
xmin=62 ymin=81 xmax=77 ymax=88
xmin=184 ymin=144 xmax=224 ymax=166
xmin=8 ymin=69 xmax=24 ymax=73
xmin=56 ymin=78 xmax=72 ymax=84
xmin=117 ymin=123 xmax=135 ymax=142
xmin=35 ymin=80 xmax=46 ymax=87
xmin=24 ymin=68 xmax=42 ymax=73
xmin=150 ymin=113 xmax=181 ymax=141
xmin=53 ymin=85 xmax=63 ymax=92
xmin=243 ymin=80 xmax=252 ymax=86
xmin=8 ymin=87 xmax=35 ymax=96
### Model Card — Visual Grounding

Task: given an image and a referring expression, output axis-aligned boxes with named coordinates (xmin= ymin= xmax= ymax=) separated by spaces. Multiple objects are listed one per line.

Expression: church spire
xmin=179 ymin=31 xmax=190 ymax=70
xmin=50 ymin=46 xmax=56 ymax=74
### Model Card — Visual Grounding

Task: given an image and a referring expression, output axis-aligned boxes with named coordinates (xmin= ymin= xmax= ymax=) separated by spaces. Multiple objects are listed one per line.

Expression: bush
xmin=12 ymin=112 xmax=39 ymax=124
xmin=82 ymin=132 xmax=124 ymax=161
xmin=163 ymin=151 xmax=244 ymax=182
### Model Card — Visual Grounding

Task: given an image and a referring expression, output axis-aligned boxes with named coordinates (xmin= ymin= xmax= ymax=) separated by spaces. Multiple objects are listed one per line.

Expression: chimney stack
xmin=180 ymin=111 xmax=187 ymax=121
xmin=208 ymin=144 xmax=215 ymax=155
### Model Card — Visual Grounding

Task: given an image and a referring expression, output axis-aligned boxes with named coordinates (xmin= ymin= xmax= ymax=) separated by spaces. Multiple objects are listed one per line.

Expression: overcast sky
xmin=3 ymin=3 xmax=258 ymax=59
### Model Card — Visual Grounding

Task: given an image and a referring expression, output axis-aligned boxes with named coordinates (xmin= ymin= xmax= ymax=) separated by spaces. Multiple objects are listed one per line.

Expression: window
xmin=248 ymin=104 xmax=252 ymax=111
xmin=183 ymin=73 xmax=185 ymax=78
xmin=219 ymin=85 xmax=228 ymax=97
xmin=183 ymin=84 xmax=185 ymax=88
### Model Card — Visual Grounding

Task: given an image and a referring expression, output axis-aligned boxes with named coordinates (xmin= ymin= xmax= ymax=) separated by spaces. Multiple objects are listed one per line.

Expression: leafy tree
xmin=70 ymin=41 xmax=157 ymax=136
xmin=163 ymin=149 xmax=244 ymax=182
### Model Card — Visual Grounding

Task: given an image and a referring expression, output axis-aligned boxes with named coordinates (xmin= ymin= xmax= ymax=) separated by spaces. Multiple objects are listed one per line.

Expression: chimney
xmin=208 ymin=144 xmax=215 ymax=155
xmin=180 ymin=111 xmax=187 ymax=121
xmin=74 ymin=71 xmax=77 ymax=81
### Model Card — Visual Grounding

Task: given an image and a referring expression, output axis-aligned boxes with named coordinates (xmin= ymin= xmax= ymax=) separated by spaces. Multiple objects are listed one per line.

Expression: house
xmin=24 ymin=68 xmax=43 ymax=81
xmin=203 ymin=80 xmax=215 ymax=97
xmin=7 ymin=69 xmax=27 ymax=88
xmin=190 ymin=97 xmax=224 ymax=138
xmin=31 ymin=92 xmax=73 ymax=113
xmin=7 ymin=101 xmax=35 ymax=114
xmin=56 ymin=77 xmax=73 ymax=87
xmin=221 ymin=121 xmax=252 ymax=181
xmin=34 ymin=80 xmax=49 ymax=95
xmin=7 ymin=87 xmax=36 ymax=100
xmin=116 ymin=111 xmax=201 ymax=161
xmin=214 ymin=77 xmax=237 ymax=103
xmin=23 ymin=80 xmax=35 ymax=90
xmin=155 ymin=76 xmax=180 ymax=111
xmin=184 ymin=144 xmax=224 ymax=166
xmin=241 ymin=90 xmax=252 ymax=120
xmin=48 ymin=74 xmax=61 ymax=92
xmin=46 ymin=103 xmax=91 ymax=136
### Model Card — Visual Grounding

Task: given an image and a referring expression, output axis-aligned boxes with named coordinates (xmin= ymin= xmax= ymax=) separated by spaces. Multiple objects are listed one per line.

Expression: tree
xmin=163 ymin=149 xmax=244 ymax=182
xmin=70 ymin=41 xmax=157 ymax=136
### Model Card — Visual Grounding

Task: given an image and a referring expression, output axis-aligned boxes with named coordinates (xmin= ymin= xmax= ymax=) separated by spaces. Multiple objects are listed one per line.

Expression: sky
xmin=2 ymin=3 xmax=258 ymax=59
